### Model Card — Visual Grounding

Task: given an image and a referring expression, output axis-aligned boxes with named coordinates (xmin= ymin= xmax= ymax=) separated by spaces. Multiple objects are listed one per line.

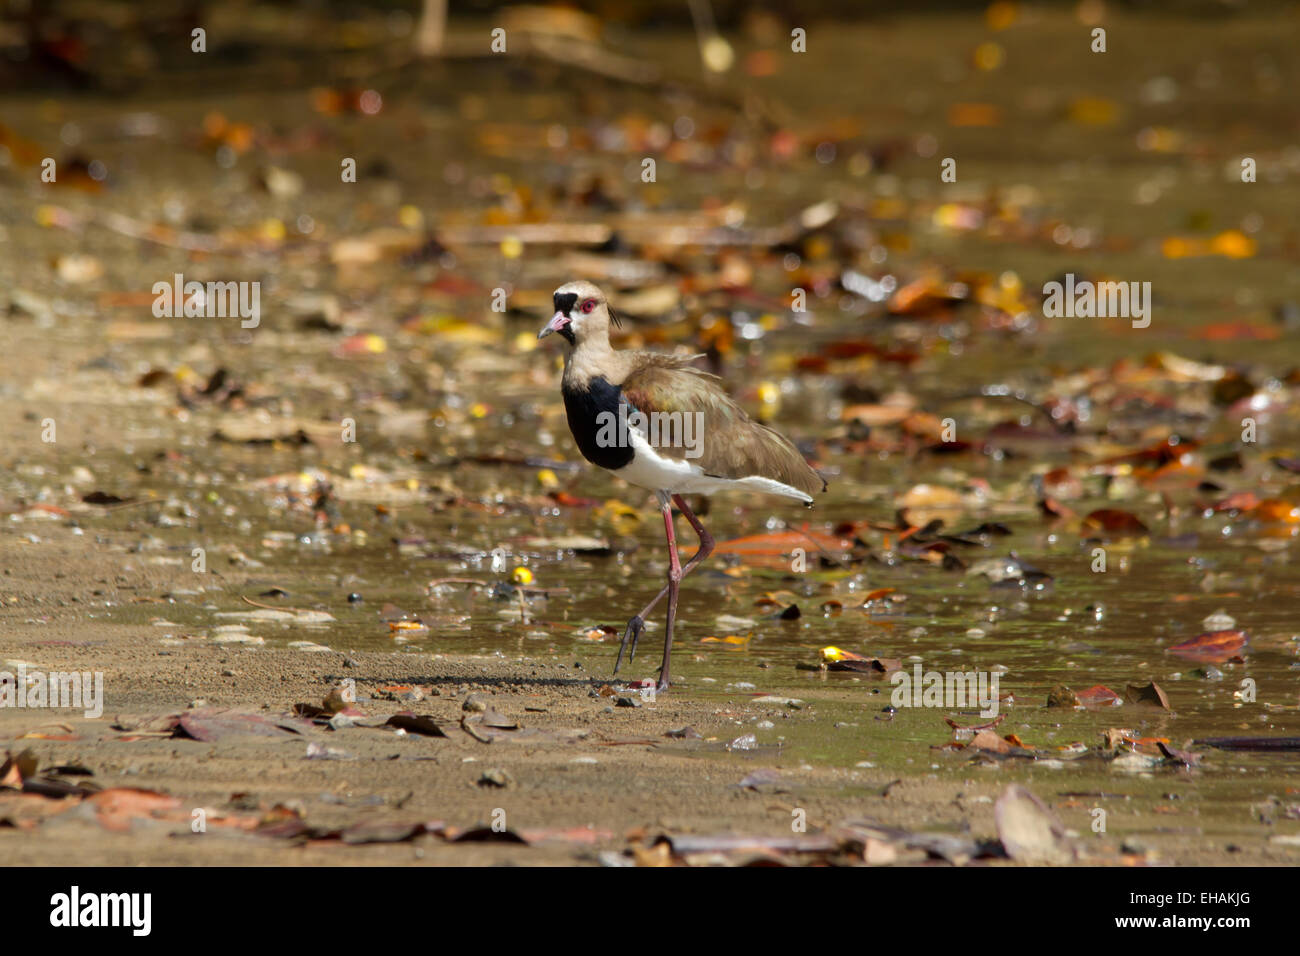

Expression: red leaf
xmin=1167 ymin=630 xmax=1248 ymax=663
xmin=1081 ymin=509 xmax=1149 ymax=538
xmin=1211 ymin=491 xmax=1258 ymax=513
xmin=1075 ymin=685 xmax=1123 ymax=709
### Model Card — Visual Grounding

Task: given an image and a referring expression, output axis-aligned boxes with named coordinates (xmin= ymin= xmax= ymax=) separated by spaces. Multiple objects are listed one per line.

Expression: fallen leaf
xmin=1156 ymin=741 xmax=1202 ymax=767
xmin=87 ymin=787 xmax=183 ymax=832
xmin=713 ymin=529 xmax=854 ymax=561
xmin=994 ymin=784 xmax=1075 ymax=863
xmin=384 ymin=713 xmax=447 ymax=737
xmin=1075 ymin=685 xmax=1123 ymax=709
xmin=1167 ymin=630 xmax=1248 ymax=663
xmin=1081 ymin=509 xmax=1149 ymax=539
xmin=1125 ymin=681 xmax=1171 ymax=710
xmin=1046 ymin=684 xmax=1080 ymax=708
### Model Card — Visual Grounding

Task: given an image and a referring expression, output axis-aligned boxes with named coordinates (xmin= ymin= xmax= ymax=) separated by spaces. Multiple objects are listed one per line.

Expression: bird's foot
xmin=654 ymin=661 xmax=671 ymax=694
xmin=614 ymin=615 xmax=644 ymax=674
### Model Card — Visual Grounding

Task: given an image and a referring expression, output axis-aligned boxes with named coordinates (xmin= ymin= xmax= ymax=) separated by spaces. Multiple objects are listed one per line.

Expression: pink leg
xmin=614 ymin=495 xmax=715 ymax=684
xmin=671 ymin=494 xmax=715 ymax=563
xmin=659 ymin=498 xmax=682 ymax=691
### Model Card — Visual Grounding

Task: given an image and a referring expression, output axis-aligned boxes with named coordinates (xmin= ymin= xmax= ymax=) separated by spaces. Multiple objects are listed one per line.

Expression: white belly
xmin=608 ymin=428 xmax=812 ymax=503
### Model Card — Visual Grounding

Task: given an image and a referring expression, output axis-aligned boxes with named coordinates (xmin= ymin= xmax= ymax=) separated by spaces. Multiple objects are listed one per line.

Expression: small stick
xmin=241 ymin=594 xmax=311 ymax=613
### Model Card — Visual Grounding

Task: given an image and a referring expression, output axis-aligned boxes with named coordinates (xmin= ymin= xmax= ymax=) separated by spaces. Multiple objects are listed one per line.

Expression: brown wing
xmin=619 ymin=356 xmax=825 ymax=497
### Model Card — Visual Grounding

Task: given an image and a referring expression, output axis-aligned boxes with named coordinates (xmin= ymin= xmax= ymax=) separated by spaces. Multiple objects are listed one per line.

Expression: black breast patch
xmin=562 ymin=376 xmax=635 ymax=471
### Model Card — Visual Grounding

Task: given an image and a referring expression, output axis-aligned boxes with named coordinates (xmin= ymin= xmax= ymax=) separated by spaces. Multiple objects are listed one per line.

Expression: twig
xmin=41 ymin=204 xmax=225 ymax=254
xmin=425 ymin=577 xmax=491 ymax=589
xmin=795 ymin=526 xmax=853 ymax=569
xmin=241 ymin=594 xmax=311 ymax=613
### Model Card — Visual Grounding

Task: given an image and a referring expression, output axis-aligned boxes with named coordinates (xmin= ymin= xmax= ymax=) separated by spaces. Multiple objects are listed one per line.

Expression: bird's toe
xmin=614 ymin=615 xmax=644 ymax=673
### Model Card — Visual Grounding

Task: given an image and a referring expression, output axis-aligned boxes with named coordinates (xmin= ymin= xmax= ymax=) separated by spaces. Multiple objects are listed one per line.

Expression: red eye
xmin=580 ymin=298 xmax=596 ymax=314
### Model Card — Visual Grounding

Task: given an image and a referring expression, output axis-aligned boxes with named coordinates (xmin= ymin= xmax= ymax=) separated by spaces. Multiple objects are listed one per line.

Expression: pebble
xmin=478 ymin=768 xmax=513 ymax=788
xmin=212 ymin=634 xmax=264 ymax=645
xmin=288 ymin=641 xmax=332 ymax=653
xmin=1203 ymin=609 xmax=1235 ymax=630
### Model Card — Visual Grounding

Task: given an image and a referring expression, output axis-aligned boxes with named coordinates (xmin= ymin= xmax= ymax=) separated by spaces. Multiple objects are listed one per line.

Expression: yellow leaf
xmin=259 ymin=218 xmax=287 ymax=242
xmin=972 ymin=42 xmax=1004 ymax=72
xmin=399 ymin=204 xmax=424 ymax=229
xmin=986 ymin=1 xmax=1018 ymax=30
xmin=1210 ymin=229 xmax=1256 ymax=259
xmin=1068 ymin=97 xmax=1119 ymax=126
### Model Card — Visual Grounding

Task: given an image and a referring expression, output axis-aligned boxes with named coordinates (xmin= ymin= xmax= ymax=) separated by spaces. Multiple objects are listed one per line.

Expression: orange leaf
xmin=1255 ymin=499 xmax=1300 ymax=524
xmin=1167 ymin=630 xmax=1248 ymax=663
xmin=1076 ymin=685 xmax=1123 ymax=709
xmin=1081 ymin=508 xmax=1149 ymax=538
xmin=713 ymin=529 xmax=853 ymax=558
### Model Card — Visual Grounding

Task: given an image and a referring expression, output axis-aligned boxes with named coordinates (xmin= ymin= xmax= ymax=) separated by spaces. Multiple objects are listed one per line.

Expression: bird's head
xmin=538 ymin=280 xmax=620 ymax=347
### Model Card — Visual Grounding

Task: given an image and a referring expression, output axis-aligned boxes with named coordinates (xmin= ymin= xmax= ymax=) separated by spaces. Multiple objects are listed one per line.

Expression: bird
xmin=538 ymin=279 xmax=825 ymax=691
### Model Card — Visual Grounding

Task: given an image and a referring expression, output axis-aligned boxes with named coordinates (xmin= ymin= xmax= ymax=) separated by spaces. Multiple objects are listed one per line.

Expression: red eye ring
xmin=580 ymin=298 xmax=596 ymax=314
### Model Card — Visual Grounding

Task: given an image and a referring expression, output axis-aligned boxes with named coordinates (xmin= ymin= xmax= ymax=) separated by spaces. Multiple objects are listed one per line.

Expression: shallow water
xmin=3 ymin=8 xmax=1299 ymax=856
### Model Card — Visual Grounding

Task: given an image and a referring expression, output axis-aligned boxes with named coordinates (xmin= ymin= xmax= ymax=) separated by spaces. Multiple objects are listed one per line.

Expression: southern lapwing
xmin=538 ymin=280 xmax=825 ymax=691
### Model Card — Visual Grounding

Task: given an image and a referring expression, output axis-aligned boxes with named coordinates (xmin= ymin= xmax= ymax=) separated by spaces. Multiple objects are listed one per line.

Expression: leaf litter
xmin=4 ymin=4 xmax=1300 ymax=866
